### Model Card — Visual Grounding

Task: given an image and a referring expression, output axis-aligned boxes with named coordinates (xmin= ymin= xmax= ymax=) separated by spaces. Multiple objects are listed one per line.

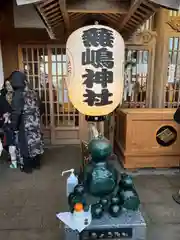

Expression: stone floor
xmin=0 ymin=145 xmax=180 ymax=239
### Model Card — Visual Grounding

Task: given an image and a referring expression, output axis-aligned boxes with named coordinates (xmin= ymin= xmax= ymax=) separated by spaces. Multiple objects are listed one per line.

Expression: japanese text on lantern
xmin=81 ymin=28 xmax=114 ymax=107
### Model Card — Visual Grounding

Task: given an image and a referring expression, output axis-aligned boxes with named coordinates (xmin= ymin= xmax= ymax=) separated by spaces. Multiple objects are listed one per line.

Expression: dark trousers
xmin=21 ymin=154 xmax=41 ymax=173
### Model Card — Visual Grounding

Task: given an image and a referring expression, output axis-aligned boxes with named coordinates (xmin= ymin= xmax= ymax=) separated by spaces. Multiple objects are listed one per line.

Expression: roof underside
xmin=34 ymin=0 xmax=165 ymax=40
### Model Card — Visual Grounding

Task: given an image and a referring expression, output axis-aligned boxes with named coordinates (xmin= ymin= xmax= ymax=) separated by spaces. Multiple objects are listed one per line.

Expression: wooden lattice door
xmin=123 ymin=47 xmax=151 ymax=108
xmin=123 ymin=31 xmax=156 ymax=108
xmin=165 ymin=36 xmax=180 ymax=108
xmin=18 ymin=45 xmax=80 ymax=145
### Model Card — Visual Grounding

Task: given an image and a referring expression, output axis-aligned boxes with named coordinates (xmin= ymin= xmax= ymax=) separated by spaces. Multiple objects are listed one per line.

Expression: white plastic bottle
xmin=72 ymin=203 xmax=92 ymax=231
xmin=61 ymin=169 xmax=78 ymax=197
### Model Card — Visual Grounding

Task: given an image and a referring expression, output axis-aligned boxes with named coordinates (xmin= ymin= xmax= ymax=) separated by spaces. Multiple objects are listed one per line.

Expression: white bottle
xmin=72 ymin=203 xmax=92 ymax=232
xmin=61 ymin=169 xmax=78 ymax=197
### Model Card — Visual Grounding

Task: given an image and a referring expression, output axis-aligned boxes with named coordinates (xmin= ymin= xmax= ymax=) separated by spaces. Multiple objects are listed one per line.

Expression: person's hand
xmin=3 ymin=113 xmax=10 ymax=123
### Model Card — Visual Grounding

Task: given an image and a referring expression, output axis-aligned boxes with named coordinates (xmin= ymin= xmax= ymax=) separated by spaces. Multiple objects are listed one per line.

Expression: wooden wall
xmin=0 ymin=0 xmax=65 ymax=79
xmin=1 ymin=41 xmax=18 ymax=78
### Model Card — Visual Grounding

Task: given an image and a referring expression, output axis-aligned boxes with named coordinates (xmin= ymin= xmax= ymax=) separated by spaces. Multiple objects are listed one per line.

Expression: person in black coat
xmin=0 ymin=87 xmax=13 ymax=149
xmin=10 ymin=71 xmax=44 ymax=173
xmin=174 ymin=107 xmax=180 ymax=124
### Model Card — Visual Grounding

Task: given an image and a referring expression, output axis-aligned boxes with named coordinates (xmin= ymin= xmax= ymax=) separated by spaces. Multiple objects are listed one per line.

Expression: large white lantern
xmin=66 ymin=25 xmax=125 ymax=116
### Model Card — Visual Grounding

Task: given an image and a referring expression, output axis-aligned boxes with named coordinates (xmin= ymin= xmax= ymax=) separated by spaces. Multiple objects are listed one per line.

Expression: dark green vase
xmin=87 ymin=162 xmax=118 ymax=197
xmin=84 ymin=138 xmax=118 ymax=197
xmin=91 ymin=203 xmax=104 ymax=219
xmin=119 ymin=189 xmax=140 ymax=211
xmin=99 ymin=198 xmax=109 ymax=208
xmin=74 ymin=184 xmax=85 ymax=195
xmin=119 ymin=173 xmax=133 ymax=190
xmin=109 ymin=204 xmax=122 ymax=217
xmin=111 ymin=195 xmax=121 ymax=205
xmin=88 ymin=138 xmax=112 ymax=162
xmin=68 ymin=192 xmax=86 ymax=211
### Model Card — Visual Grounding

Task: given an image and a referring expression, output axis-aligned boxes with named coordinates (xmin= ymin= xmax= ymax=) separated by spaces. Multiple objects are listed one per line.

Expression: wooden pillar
xmin=1 ymin=41 xmax=18 ymax=79
xmin=0 ymin=0 xmax=18 ymax=79
xmin=79 ymin=114 xmax=89 ymax=142
xmin=152 ymin=8 xmax=169 ymax=108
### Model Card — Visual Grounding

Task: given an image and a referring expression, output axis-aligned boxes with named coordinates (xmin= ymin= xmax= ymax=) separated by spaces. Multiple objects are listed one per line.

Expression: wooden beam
xmin=67 ymin=0 xmax=129 ymax=14
xmin=40 ymin=2 xmax=59 ymax=12
xmin=35 ymin=5 xmax=56 ymax=39
xmin=59 ymin=0 xmax=70 ymax=33
xmin=39 ymin=0 xmax=55 ymax=7
xmin=70 ymin=13 xmax=86 ymax=21
xmin=101 ymin=14 xmax=120 ymax=27
xmin=0 ymin=28 xmax=57 ymax=42
xmin=119 ymin=0 xmax=144 ymax=30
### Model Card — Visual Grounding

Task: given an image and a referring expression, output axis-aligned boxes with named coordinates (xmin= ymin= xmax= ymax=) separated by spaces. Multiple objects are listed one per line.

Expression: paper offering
xmin=56 ymin=211 xmax=92 ymax=233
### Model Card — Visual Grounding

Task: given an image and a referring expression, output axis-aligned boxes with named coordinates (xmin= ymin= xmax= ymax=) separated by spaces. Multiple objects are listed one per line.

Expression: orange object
xmin=74 ymin=203 xmax=83 ymax=212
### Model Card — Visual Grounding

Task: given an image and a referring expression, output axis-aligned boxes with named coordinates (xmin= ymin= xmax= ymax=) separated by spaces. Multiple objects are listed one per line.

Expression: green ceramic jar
xmin=119 ymin=189 xmax=140 ymax=211
xmin=84 ymin=138 xmax=118 ymax=197
xmin=88 ymin=138 xmax=112 ymax=162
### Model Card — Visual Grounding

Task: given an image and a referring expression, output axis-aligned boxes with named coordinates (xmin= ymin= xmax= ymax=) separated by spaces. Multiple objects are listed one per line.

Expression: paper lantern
xmin=66 ymin=25 xmax=125 ymax=116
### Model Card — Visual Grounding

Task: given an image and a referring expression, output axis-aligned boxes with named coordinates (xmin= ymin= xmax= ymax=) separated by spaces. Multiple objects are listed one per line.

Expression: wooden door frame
xmin=18 ymin=44 xmax=54 ymax=144
xmin=18 ymin=44 xmax=82 ymax=145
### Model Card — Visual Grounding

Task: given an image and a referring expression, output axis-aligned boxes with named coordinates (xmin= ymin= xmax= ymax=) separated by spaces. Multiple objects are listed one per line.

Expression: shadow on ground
xmin=0 ymin=146 xmax=180 ymax=240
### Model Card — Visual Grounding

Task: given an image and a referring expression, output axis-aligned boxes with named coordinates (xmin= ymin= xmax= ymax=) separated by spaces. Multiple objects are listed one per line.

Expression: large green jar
xmin=84 ymin=138 xmax=118 ymax=197
xmin=88 ymin=138 xmax=112 ymax=162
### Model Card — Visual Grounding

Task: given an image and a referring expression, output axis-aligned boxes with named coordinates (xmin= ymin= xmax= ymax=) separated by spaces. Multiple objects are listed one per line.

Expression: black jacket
xmin=0 ymin=93 xmax=11 ymax=116
xmin=174 ymin=107 xmax=180 ymax=124
xmin=0 ymin=93 xmax=12 ymax=128
xmin=10 ymin=71 xmax=26 ymax=131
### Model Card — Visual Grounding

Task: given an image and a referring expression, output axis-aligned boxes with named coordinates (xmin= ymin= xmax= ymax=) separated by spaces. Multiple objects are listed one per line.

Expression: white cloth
xmin=0 ymin=139 xmax=3 ymax=157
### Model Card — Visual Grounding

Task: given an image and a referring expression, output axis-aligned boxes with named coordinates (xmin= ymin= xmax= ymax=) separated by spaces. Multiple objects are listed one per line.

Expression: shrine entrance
xmin=18 ymin=45 xmax=82 ymax=145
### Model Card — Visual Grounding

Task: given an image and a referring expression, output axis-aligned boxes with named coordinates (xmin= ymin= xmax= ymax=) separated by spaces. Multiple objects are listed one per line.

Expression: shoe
xmin=20 ymin=165 xmax=33 ymax=173
xmin=31 ymin=155 xmax=41 ymax=170
xmin=20 ymin=157 xmax=33 ymax=173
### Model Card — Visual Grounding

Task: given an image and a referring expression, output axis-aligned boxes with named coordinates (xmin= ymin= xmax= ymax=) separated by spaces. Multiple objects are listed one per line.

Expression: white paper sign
xmin=56 ymin=211 xmax=92 ymax=233
xmin=128 ymin=83 xmax=133 ymax=97
xmin=168 ymin=64 xmax=176 ymax=83
xmin=137 ymin=64 xmax=148 ymax=74
xmin=123 ymin=86 xmax=127 ymax=101
xmin=16 ymin=0 xmax=41 ymax=5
